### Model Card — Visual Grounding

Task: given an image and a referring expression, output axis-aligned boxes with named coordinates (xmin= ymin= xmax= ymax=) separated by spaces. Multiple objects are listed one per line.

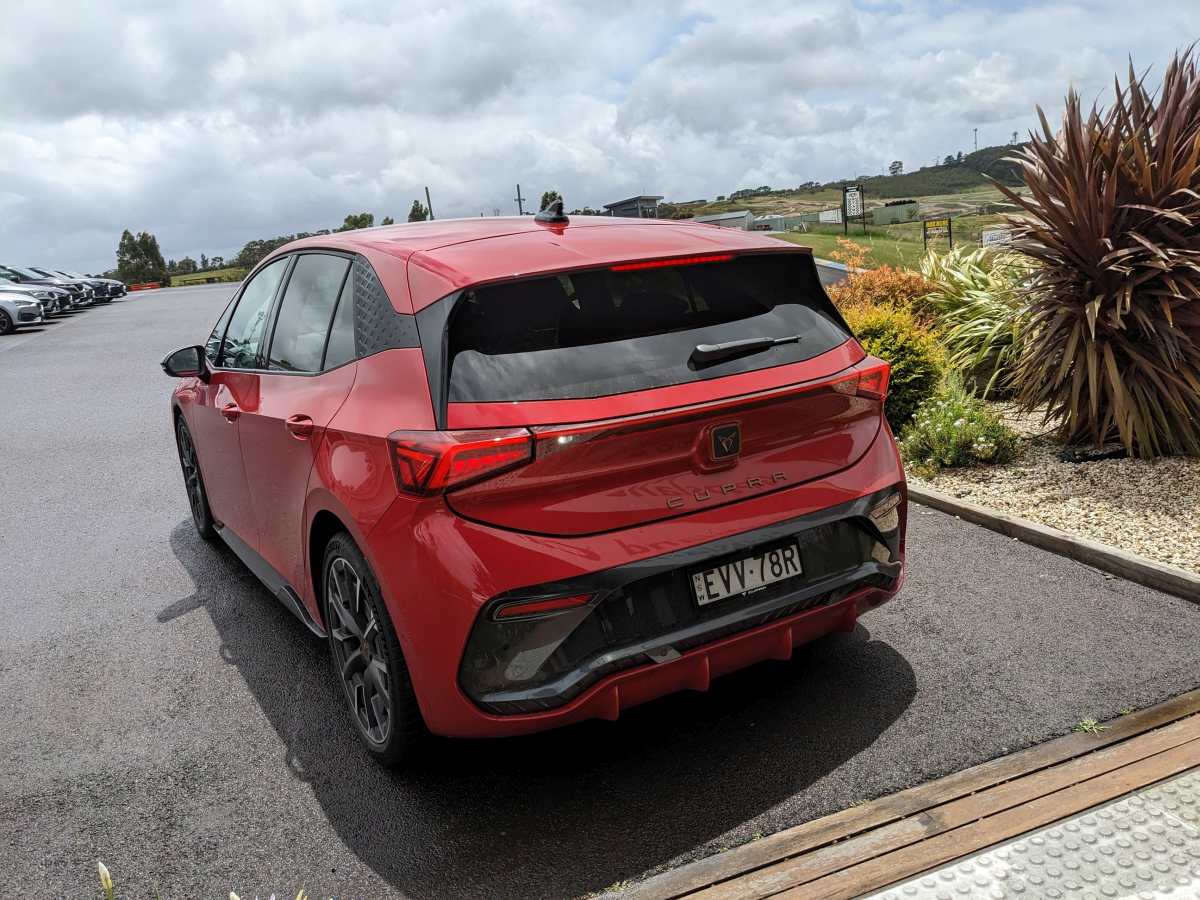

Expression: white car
xmin=0 ymin=289 xmax=44 ymax=334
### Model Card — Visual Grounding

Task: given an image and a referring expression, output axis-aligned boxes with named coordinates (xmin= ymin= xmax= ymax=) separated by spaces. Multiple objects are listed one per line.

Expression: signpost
xmin=842 ymin=184 xmax=866 ymax=235
xmin=981 ymin=228 xmax=1013 ymax=248
xmin=922 ymin=216 xmax=953 ymax=251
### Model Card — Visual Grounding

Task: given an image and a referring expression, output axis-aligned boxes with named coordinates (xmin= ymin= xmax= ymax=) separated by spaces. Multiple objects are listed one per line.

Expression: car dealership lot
xmin=2 ymin=283 xmax=1200 ymax=899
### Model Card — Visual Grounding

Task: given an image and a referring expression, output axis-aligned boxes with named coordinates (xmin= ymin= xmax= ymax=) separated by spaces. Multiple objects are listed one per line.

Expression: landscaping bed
xmin=909 ymin=405 xmax=1200 ymax=576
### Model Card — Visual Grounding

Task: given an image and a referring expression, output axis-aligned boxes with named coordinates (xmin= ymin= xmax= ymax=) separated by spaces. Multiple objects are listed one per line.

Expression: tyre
xmin=323 ymin=532 xmax=425 ymax=767
xmin=0 ymin=310 xmax=13 ymax=336
xmin=175 ymin=417 xmax=217 ymax=541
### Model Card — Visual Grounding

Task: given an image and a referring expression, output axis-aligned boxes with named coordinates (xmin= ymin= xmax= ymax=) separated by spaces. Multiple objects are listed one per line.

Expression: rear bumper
xmin=365 ymin=422 xmax=907 ymax=738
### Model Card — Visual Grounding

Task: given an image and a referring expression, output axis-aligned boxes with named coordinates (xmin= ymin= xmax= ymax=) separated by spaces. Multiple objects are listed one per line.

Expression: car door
xmin=189 ymin=256 xmax=290 ymax=549
xmin=238 ymin=252 xmax=357 ymax=597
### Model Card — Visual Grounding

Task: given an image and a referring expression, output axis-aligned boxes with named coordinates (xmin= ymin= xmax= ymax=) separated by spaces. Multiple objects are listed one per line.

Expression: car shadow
xmin=166 ymin=520 xmax=916 ymax=899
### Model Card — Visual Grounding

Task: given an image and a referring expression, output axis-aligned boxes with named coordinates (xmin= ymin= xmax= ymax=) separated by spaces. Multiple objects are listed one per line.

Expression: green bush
xmin=844 ymin=305 xmax=944 ymax=433
xmin=920 ymin=247 xmax=1031 ymax=397
xmin=901 ymin=381 xmax=1021 ymax=474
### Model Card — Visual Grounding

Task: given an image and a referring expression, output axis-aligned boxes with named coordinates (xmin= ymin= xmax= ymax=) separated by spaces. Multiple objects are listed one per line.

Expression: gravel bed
xmin=910 ymin=410 xmax=1200 ymax=575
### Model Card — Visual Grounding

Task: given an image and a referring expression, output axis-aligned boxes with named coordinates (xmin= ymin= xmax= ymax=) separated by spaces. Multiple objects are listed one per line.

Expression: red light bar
xmin=493 ymin=593 xmax=593 ymax=620
xmin=611 ymin=253 xmax=734 ymax=272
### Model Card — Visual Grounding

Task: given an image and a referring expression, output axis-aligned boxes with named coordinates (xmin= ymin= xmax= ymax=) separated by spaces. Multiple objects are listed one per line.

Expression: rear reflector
xmin=387 ymin=429 xmax=533 ymax=495
xmin=610 ymin=253 xmax=733 ymax=272
xmin=493 ymin=593 xmax=593 ymax=620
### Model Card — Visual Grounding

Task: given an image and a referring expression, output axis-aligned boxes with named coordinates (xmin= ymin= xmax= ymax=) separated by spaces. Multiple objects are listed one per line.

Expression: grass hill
xmin=667 ymin=143 xmax=1027 ymax=218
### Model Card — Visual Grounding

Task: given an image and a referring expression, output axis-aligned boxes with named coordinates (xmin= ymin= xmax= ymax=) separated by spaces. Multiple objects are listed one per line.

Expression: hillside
xmin=666 ymin=142 xmax=1027 ymax=218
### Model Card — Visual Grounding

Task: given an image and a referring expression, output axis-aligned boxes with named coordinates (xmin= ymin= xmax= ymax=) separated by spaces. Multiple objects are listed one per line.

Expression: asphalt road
xmin=2 ymin=284 xmax=1199 ymax=899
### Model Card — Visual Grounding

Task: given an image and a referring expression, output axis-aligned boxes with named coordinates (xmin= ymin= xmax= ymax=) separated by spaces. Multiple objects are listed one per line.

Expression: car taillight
xmin=830 ymin=357 xmax=891 ymax=401
xmin=492 ymin=593 xmax=593 ymax=621
xmin=387 ymin=429 xmax=534 ymax=495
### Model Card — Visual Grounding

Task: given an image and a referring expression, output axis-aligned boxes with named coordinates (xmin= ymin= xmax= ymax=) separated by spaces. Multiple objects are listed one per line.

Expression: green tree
xmin=539 ymin=190 xmax=562 ymax=211
xmin=408 ymin=200 xmax=430 ymax=222
xmin=176 ymin=256 xmax=198 ymax=275
xmin=336 ymin=212 xmax=374 ymax=232
xmin=115 ymin=229 xmax=169 ymax=284
xmin=200 ymin=253 xmax=209 ymax=270
xmin=380 ymin=216 xmax=395 ymax=225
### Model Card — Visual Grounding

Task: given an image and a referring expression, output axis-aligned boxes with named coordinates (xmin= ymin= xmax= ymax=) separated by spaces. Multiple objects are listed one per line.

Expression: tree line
xmin=113 ymin=201 xmax=434 ymax=284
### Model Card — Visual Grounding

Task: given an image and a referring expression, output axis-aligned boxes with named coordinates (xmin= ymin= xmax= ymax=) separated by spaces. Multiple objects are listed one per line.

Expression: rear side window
xmin=445 ymin=254 xmax=851 ymax=402
xmin=267 ymin=254 xmax=350 ymax=372
xmin=220 ymin=257 xmax=288 ymax=369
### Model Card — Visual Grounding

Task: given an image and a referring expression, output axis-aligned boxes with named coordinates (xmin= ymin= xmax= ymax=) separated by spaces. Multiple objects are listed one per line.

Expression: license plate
xmin=691 ymin=541 xmax=803 ymax=606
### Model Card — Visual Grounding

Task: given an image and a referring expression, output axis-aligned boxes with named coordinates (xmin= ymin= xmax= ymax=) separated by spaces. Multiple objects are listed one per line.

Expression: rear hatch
xmin=412 ymin=251 xmax=885 ymax=537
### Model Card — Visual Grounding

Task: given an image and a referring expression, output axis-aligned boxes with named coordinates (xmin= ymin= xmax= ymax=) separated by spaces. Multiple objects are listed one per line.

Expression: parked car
xmin=44 ymin=268 xmax=125 ymax=301
xmin=0 ymin=289 xmax=45 ymax=334
xmin=161 ymin=211 xmax=907 ymax=766
xmin=0 ymin=265 xmax=92 ymax=308
xmin=28 ymin=267 xmax=102 ymax=304
xmin=0 ymin=272 xmax=70 ymax=315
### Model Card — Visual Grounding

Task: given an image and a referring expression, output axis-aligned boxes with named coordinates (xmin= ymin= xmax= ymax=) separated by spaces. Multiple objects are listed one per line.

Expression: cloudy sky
xmin=3 ymin=0 xmax=1198 ymax=272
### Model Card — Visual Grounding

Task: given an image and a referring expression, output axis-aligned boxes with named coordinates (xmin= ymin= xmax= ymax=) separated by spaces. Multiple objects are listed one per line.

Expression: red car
xmin=162 ymin=207 xmax=906 ymax=767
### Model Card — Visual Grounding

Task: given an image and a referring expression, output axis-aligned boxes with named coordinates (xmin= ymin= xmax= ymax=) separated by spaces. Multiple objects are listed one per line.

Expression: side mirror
xmin=161 ymin=345 xmax=208 ymax=380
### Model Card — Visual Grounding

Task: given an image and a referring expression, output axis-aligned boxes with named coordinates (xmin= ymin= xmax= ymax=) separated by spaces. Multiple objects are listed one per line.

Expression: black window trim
xmin=262 ymin=250 xmax=353 ymax=376
xmin=210 ymin=249 xmax=360 ymax=378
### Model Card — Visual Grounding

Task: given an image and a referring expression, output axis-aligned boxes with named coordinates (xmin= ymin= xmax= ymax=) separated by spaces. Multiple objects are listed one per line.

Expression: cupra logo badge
xmin=711 ymin=423 xmax=741 ymax=461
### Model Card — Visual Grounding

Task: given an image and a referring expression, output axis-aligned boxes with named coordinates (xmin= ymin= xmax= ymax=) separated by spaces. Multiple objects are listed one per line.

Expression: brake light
xmin=387 ymin=429 xmax=534 ymax=495
xmin=611 ymin=253 xmax=734 ymax=272
xmin=855 ymin=359 xmax=890 ymax=400
xmin=830 ymin=357 xmax=891 ymax=401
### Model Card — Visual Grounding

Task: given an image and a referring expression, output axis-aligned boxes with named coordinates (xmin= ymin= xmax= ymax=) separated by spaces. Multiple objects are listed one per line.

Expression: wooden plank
xmin=788 ymin=739 xmax=1200 ymax=900
xmin=627 ymin=688 xmax=1200 ymax=900
xmin=694 ymin=718 xmax=1200 ymax=900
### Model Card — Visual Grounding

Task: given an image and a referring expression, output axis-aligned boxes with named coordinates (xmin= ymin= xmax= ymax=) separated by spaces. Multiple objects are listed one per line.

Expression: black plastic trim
xmin=216 ymin=524 xmax=327 ymax=638
xmin=461 ymin=486 xmax=903 ymax=713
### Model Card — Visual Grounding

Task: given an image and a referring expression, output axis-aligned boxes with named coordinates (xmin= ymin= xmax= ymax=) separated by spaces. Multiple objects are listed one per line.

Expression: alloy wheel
xmin=0 ymin=310 xmax=12 ymax=335
xmin=326 ymin=556 xmax=392 ymax=745
xmin=176 ymin=422 xmax=206 ymax=526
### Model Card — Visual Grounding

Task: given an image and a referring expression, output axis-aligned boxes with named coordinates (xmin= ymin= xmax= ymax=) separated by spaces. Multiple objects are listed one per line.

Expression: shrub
xmin=901 ymin=381 xmax=1021 ymax=474
xmin=843 ymin=305 xmax=944 ymax=433
xmin=828 ymin=263 xmax=937 ymax=325
xmin=920 ymin=247 xmax=1033 ymax=395
xmin=994 ymin=49 xmax=1200 ymax=458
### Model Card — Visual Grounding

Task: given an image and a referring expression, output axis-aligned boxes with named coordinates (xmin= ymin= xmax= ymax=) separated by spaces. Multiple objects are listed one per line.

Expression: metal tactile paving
xmin=866 ymin=768 xmax=1200 ymax=899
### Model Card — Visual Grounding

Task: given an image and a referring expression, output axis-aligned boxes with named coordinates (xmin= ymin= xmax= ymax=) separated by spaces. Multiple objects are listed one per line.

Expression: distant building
xmin=603 ymin=195 xmax=664 ymax=218
xmin=694 ymin=210 xmax=754 ymax=230
xmin=753 ymin=214 xmax=809 ymax=232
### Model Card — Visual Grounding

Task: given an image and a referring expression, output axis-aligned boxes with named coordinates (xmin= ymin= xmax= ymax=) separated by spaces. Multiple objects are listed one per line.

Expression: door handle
xmin=285 ymin=414 xmax=314 ymax=439
xmin=220 ymin=402 xmax=240 ymax=423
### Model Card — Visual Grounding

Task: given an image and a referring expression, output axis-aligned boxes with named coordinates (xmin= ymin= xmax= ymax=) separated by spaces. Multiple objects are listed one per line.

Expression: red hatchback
xmin=162 ymin=210 xmax=907 ymax=766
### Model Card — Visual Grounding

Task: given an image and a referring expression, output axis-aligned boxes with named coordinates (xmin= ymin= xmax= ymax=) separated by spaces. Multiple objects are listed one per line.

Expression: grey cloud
xmin=2 ymin=0 xmax=1199 ymax=272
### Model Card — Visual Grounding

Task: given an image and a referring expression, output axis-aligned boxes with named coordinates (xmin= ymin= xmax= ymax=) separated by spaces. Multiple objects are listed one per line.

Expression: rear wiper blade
xmin=690 ymin=334 xmax=802 ymax=367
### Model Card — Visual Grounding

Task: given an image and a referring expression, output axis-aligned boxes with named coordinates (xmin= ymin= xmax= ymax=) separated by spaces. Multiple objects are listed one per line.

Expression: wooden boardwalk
xmin=627 ymin=689 xmax=1200 ymax=899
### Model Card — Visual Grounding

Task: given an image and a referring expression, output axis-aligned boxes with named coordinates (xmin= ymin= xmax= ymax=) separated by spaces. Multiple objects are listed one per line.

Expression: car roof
xmin=269 ymin=215 xmax=812 ymax=313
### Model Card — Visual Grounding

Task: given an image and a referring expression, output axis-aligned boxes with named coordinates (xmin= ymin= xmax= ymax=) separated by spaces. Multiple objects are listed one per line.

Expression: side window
xmin=267 ymin=254 xmax=350 ymax=372
xmin=205 ymin=298 xmax=236 ymax=365
xmin=322 ymin=275 xmax=356 ymax=370
xmin=220 ymin=258 xmax=288 ymax=369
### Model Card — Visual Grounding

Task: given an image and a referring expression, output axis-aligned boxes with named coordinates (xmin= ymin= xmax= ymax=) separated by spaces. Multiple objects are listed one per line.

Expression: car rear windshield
xmin=444 ymin=253 xmax=851 ymax=402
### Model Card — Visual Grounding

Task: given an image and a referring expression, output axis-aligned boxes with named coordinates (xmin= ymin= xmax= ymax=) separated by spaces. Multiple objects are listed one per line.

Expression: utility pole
xmin=425 ymin=186 xmax=435 ymax=220
xmin=973 ymin=128 xmax=978 ymax=152
xmin=514 ymin=184 xmax=525 ymax=215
